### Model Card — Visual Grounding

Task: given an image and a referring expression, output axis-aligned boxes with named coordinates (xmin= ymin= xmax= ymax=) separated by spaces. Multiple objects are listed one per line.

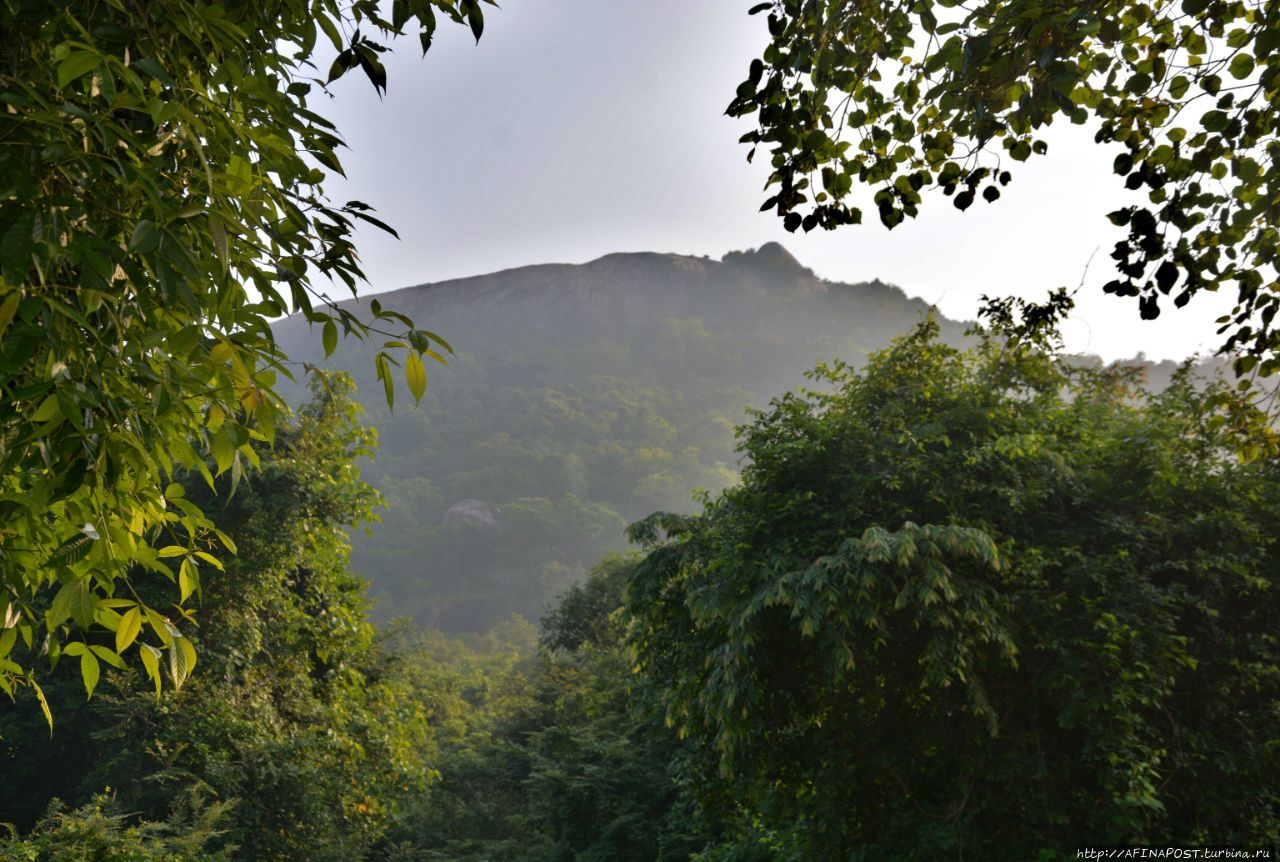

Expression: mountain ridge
xmin=276 ymin=243 xmax=938 ymax=349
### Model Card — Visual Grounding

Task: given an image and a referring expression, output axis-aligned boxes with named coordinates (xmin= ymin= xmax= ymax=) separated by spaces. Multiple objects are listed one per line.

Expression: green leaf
xmin=31 ymin=394 xmax=62 ymax=424
xmin=1202 ymin=110 xmax=1228 ymax=132
xmin=376 ymin=352 xmax=394 ymax=411
xmin=463 ymin=0 xmax=484 ymax=42
xmin=56 ymin=50 xmax=101 ymax=88
xmin=316 ymin=12 xmax=345 ymax=51
xmin=30 ymin=677 xmax=53 ymax=733
xmin=211 ymin=428 xmax=236 ymax=475
xmin=139 ymin=644 xmax=162 ymax=699
xmin=90 ymin=645 xmax=126 ymax=669
xmin=116 ymin=607 xmax=143 ymax=653
xmin=405 ymin=351 xmax=427 ymax=404
xmin=418 ymin=329 xmax=454 ymax=354
xmin=71 ymin=582 xmax=97 ymax=629
xmin=327 ymin=48 xmax=357 ymax=84
xmin=1228 ymin=53 xmax=1255 ymax=80
xmin=311 ymin=143 xmax=346 ymax=175
xmin=215 ymin=529 xmax=238 ymax=555
xmin=178 ymin=557 xmax=198 ymax=602
xmin=169 ymin=636 xmax=196 ymax=689
xmin=919 ymin=6 xmax=937 ymax=34
xmin=1125 ymin=72 xmax=1152 ymax=94
xmin=209 ymin=218 xmax=229 ymax=270
xmin=49 ymin=581 xmax=96 ymax=629
xmin=127 ymin=220 xmax=161 ymax=254
xmin=49 ymin=583 xmax=75 ymax=628
xmin=80 ymin=650 xmax=100 ymax=698
xmin=98 ymin=599 xmax=135 ymax=609
xmin=349 ymin=209 xmax=399 ymax=238
xmin=356 ymin=45 xmax=388 ymax=96
xmin=0 ymin=292 xmax=20 ymax=340
xmin=194 ymin=550 xmax=224 ymax=571
xmin=145 ymin=609 xmax=174 ymax=647
xmin=323 ymin=319 xmax=338 ymax=358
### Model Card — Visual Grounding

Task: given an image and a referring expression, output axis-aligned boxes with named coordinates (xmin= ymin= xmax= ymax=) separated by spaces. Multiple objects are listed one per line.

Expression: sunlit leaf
xmin=116 ymin=607 xmax=143 ymax=653
xmin=405 ymin=351 xmax=427 ymax=405
xmin=80 ymin=650 xmax=101 ymax=698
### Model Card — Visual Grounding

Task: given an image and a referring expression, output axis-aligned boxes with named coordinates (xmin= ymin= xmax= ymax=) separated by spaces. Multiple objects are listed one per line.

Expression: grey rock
xmin=443 ymin=499 xmax=501 ymax=528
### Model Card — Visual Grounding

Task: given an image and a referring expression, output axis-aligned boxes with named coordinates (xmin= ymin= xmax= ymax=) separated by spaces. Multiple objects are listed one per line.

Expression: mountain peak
xmin=721 ymin=242 xmax=808 ymax=274
xmin=753 ymin=241 xmax=800 ymax=266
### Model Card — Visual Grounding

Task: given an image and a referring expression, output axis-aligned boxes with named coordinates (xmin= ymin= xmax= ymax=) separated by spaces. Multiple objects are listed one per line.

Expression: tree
xmin=0 ymin=0 xmax=491 ymax=711
xmin=627 ymin=320 xmax=1280 ymax=859
xmin=731 ymin=0 xmax=1280 ymax=375
xmin=0 ymin=375 xmax=440 ymax=860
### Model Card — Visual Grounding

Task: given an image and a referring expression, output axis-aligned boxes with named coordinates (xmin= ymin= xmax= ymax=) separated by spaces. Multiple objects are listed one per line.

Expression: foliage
xmin=0 ymin=790 xmax=231 ymax=862
xmin=376 ymin=556 xmax=711 ymax=862
xmin=370 ymin=622 xmax=546 ymax=862
xmin=0 ymin=0 xmax=490 ymax=709
xmin=627 ymin=319 xmax=1280 ymax=859
xmin=0 ymin=376 xmax=437 ymax=860
xmin=732 ymin=0 xmax=1280 ymax=374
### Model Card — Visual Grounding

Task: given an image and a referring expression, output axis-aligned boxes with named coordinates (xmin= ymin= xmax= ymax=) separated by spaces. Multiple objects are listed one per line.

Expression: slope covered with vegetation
xmin=276 ymin=246 xmax=1229 ymax=635
xmin=275 ymin=244 xmax=969 ymax=630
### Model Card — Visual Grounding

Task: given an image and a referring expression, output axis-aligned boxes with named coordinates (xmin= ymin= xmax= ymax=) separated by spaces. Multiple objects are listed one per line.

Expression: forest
xmin=5 ymin=322 xmax=1274 ymax=861
xmin=2 ymin=1 xmax=1278 ymax=860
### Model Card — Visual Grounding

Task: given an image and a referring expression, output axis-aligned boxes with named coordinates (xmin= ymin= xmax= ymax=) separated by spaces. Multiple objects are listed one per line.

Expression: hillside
xmin=273 ymin=245 xmax=963 ymax=630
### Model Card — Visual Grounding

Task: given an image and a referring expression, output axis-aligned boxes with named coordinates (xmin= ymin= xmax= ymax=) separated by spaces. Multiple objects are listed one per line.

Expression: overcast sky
xmin=319 ymin=0 xmax=1232 ymax=362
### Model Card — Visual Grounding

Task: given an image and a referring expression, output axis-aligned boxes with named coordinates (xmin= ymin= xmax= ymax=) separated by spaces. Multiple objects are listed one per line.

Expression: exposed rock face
xmin=443 ymin=499 xmax=501 ymax=528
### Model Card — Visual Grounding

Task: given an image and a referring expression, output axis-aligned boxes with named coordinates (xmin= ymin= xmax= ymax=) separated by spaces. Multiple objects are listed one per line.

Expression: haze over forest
xmin=277 ymin=244 xmax=1217 ymax=633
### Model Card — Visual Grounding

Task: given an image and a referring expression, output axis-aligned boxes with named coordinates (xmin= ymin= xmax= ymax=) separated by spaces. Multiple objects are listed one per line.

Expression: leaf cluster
xmin=0 ymin=0 xmax=486 ymax=715
xmin=733 ymin=0 xmax=1280 ymax=375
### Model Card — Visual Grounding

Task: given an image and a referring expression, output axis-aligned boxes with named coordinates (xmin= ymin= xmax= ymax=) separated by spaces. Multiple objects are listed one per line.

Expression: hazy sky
xmin=320 ymin=1 xmax=1232 ymax=361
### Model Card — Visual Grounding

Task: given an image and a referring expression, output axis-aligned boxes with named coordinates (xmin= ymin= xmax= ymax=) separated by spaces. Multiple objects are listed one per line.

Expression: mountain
xmin=271 ymin=245 xmax=961 ymax=630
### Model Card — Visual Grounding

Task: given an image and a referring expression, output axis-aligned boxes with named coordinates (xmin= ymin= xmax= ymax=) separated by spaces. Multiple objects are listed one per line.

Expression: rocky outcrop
xmin=443 ymin=499 xmax=501 ymax=528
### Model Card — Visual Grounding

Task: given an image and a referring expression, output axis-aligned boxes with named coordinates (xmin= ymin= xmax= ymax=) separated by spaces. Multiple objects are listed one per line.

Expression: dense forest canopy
xmin=627 ymin=319 xmax=1280 ymax=859
xmin=3 ymin=319 xmax=1274 ymax=859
